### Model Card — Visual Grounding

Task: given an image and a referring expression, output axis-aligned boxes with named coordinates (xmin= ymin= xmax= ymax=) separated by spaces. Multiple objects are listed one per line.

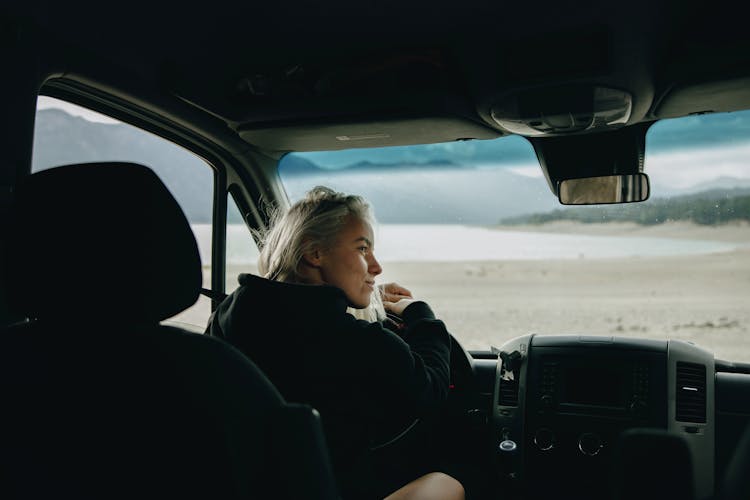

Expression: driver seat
xmin=0 ymin=162 xmax=339 ymax=499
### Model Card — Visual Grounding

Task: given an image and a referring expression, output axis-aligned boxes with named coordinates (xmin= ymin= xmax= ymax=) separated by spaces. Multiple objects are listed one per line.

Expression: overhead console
xmin=488 ymin=85 xmax=633 ymax=137
xmin=492 ymin=334 xmax=715 ymax=500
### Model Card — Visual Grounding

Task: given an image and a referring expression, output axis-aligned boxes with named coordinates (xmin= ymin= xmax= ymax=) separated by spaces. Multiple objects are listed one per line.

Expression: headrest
xmin=6 ymin=162 xmax=202 ymax=323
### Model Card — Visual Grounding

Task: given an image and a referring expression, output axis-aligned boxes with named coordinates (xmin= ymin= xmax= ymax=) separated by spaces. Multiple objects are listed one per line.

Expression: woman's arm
xmin=329 ymin=300 xmax=451 ymax=414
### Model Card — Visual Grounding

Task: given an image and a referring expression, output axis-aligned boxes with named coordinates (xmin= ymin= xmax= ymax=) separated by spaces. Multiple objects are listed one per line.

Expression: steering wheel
xmin=448 ymin=333 xmax=476 ymax=398
xmin=369 ymin=333 xmax=476 ymax=451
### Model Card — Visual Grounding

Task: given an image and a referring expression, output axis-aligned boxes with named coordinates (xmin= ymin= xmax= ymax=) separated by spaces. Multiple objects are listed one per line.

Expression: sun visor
xmin=655 ymin=76 xmax=750 ymax=118
xmin=237 ymin=116 xmax=503 ymax=152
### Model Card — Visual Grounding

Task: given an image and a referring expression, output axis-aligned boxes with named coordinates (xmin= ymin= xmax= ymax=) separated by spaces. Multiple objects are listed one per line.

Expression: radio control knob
xmin=534 ymin=428 xmax=555 ymax=451
xmin=578 ymin=433 xmax=603 ymax=456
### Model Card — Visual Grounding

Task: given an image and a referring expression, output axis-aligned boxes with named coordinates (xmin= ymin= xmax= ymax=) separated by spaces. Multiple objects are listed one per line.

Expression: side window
xmin=226 ymin=194 xmax=260 ymax=293
xmin=32 ymin=96 xmax=214 ymax=330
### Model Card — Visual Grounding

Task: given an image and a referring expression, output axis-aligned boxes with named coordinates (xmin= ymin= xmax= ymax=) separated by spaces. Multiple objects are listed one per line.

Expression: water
xmin=371 ymin=225 xmax=737 ymax=262
xmin=191 ymin=224 xmax=739 ymax=265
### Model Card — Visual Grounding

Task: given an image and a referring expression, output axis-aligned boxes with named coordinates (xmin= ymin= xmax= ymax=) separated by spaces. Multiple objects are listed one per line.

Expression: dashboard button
xmin=534 ymin=428 xmax=555 ymax=451
xmin=499 ymin=439 xmax=517 ymax=452
xmin=578 ymin=433 xmax=603 ymax=456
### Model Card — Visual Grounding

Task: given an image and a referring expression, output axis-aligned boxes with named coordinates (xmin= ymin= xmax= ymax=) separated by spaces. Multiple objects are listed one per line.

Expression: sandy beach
xmin=172 ymin=221 xmax=750 ymax=362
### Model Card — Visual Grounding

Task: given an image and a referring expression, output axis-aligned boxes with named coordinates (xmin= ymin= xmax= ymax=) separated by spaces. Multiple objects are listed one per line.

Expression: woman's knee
xmin=426 ymin=472 xmax=464 ymax=499
xmin=384 ymin=471 xmax=464 ymax=500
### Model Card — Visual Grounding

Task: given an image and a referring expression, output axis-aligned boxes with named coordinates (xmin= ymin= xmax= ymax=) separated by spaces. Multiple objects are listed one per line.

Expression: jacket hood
xmin=209 ymin=273 xmax=350 ymax=341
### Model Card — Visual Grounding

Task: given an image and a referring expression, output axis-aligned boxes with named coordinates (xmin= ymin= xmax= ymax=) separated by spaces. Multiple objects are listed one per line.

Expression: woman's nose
xmin=369 ymin=253 xmax=383 ymax=276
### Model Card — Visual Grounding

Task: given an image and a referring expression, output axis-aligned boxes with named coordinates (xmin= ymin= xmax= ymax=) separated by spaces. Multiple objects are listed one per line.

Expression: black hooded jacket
xmin=206 ymin=273 xmax=451 ymax=499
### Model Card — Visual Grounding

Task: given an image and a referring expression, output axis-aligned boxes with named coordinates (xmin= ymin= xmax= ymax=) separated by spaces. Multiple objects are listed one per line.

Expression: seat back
xmin=0 ymin=162 xmax=338 ymax=499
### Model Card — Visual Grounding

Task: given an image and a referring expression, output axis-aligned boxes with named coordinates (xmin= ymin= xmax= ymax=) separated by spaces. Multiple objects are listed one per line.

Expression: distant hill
xmin=279 ymin=156 xmax=560 ymax=224
xmin=678 ymin=176 xmax=750 ymax=194
xmin=279 ymin=154 xmax=460 ymax=175
xmin=501 ymin=188 xmax=750 ymax=226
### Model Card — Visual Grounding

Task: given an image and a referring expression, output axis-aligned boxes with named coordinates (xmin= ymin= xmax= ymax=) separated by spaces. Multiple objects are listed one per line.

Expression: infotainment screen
xmin=562 ymin=365 xmax=626 ymax=407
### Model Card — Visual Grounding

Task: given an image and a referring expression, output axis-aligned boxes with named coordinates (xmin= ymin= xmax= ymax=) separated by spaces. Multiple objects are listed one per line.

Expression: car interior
xmin=2 ymin=1 xmax=750 ymax=499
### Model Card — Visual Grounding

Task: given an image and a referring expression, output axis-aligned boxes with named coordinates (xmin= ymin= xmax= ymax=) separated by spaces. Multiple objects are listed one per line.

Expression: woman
xmin=207 ymin=186 xmax=463 ymax=500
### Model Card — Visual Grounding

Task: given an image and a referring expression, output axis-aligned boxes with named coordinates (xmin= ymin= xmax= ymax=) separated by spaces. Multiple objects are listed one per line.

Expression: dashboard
xmin=489 ymin=334 xmax=715 ymax=500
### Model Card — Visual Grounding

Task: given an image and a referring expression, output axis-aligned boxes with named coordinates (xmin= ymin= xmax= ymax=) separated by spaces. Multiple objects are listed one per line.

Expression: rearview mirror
xmin=558 ymin=173 xmax=650 ymax=205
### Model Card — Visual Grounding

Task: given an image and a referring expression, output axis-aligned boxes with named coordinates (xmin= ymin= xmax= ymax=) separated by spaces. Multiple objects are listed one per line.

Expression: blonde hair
xmin=255 ymin=186 xmax=385 ymax=322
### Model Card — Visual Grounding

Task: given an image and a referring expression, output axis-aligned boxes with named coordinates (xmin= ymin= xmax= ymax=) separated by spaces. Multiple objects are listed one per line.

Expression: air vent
xmin=676 ymin=362 xmax=706 ymax=423
xmin=498 ymin=377 xmax=519 ymax=407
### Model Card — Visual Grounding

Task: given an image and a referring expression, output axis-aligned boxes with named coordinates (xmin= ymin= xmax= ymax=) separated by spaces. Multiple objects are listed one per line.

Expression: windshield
xmin=277 ymin=112 xmax=750 ymax=361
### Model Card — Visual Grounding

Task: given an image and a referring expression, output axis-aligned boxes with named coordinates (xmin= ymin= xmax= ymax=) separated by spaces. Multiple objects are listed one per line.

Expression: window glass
xmin=33 ymin=96 xmax=214 ymax=330
xmin=226 ymin=193 xmax=260 ymax=293
xmin=278 ymin=114 xmax=750 ymax=361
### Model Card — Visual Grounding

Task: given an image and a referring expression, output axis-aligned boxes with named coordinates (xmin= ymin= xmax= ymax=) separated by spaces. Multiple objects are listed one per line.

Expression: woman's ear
xmin=299 ymin=247 xmax=326 ymax=285
xmin=301 ymin=248 xmax=323 ymax=268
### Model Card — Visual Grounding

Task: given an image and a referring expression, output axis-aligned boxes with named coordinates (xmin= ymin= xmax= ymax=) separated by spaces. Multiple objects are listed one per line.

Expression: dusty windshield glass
xmin=277 ymin=112 xmax=750 ymax=361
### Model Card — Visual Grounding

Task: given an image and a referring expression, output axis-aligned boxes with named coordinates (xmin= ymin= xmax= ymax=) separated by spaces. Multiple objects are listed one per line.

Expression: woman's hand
xmin=383 ymin=297 xmax=418 ymax=317
xmin=381 ymin=282 xmax=416 ymax=317
xmin=380 ymin=282 xmax=413 ymax=303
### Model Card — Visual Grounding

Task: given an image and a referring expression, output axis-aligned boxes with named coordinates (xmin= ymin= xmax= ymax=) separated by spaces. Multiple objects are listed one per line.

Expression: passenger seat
xmin=0 ymin=162 xmax=339 ymax=499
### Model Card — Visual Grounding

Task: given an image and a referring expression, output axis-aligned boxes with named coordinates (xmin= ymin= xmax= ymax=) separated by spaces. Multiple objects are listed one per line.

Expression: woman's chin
xmin=344 ymin=290 xmax=372 ymax=310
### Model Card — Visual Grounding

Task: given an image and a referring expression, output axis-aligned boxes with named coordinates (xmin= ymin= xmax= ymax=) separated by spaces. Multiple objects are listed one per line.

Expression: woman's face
xmin=319 ymin=215 xmax=382 ymax=308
